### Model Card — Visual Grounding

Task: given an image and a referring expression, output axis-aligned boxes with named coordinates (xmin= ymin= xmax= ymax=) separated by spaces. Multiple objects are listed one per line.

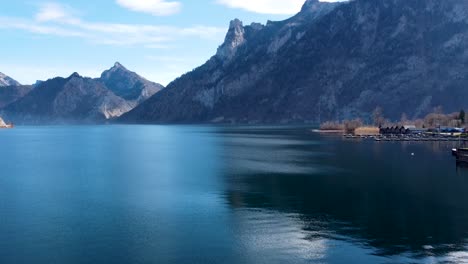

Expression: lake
xmin=1 ymin=125 xmax=468 ymax=264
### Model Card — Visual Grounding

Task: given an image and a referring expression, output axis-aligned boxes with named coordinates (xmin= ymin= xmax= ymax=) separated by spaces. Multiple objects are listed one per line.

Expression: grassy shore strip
xmin=316 ymin=107 xmax=467 ymax=136
xmin=355 ymin=127 xmax=380 ymax=136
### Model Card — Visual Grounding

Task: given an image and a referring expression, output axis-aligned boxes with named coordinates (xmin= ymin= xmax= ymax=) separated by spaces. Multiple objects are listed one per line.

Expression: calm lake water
xmin=1 ymin=125 xmax=468 ymax=264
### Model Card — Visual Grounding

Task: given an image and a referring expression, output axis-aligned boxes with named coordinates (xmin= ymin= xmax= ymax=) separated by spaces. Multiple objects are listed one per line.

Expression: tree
xmin=344 ymin=119 xmax=363 ymax=134
xmin=460 ymin=109 xmax=465 ymax=124
xmin=372 ymin=107 xmax=385 ymax=127
xmin=400 ymin=113 xmax=408 ymax=125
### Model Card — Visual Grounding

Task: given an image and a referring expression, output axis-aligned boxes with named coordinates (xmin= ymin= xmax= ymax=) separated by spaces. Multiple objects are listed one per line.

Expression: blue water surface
xmin=0 ymin=125 xmax=468 ymax=264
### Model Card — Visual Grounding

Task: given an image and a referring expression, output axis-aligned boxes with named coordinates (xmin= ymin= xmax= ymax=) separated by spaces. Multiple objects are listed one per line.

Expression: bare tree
xmin=344 ymin=119 xmax=363 ymax=134
xmin=400 ymin=113 xmax=408 ymax=125
xmin=372 ymin=107 xmax=385 ymax=127
xmin=459 ymin=109 xmax=465 ymax=124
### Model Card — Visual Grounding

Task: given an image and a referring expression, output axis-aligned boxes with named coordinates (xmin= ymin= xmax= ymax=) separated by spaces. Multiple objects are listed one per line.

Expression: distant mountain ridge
xmin=120 ymin=0 xmax=468 ymax=124
xmin=1 ymin=63 xmax=164 ymax=124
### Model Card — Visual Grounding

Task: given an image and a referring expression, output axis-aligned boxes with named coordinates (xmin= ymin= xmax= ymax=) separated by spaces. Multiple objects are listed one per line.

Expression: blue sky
xmin=0 ymin=0 xmax=343 ymax=86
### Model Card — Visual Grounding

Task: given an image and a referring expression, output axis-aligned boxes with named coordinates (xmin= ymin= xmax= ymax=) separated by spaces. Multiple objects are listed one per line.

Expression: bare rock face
xmin=118 ymin=0 xmax=338 ymax=123
xmin=121 ymin=0 xmax=468 ymax=124
xmin=216 ymin=19 xmax=246 ymax=61
xmin=100 ymin=62 xmax=164 ymax=105
xmin=0 ymin=72 xmax=20 ymax=87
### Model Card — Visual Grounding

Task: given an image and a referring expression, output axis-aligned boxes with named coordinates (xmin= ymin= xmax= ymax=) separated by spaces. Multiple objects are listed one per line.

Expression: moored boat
xmin=455 ymin=148 xmax=468 ymax=164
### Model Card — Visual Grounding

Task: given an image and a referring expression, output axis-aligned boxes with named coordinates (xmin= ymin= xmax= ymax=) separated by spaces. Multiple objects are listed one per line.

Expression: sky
xmin=0 ymin=0 xmax=344 ymax=86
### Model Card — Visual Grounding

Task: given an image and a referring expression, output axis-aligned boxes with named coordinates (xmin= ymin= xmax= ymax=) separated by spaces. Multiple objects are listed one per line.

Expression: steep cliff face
xmin=120 ymin=0 xmax=339 ymax=123
xmin=121 ymin=0 xmax=468 ymax=124
xmin=281 ymin=0 xmax=468 ymax=120
xmin=216 ymin=19 xmax=247 ymax=61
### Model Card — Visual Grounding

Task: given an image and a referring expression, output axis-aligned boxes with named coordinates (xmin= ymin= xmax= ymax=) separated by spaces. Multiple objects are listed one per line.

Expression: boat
xmin=455 ymin=148 xmax=468 ymax=164
xmin=452 ymin=148 xmax=458 ymax=156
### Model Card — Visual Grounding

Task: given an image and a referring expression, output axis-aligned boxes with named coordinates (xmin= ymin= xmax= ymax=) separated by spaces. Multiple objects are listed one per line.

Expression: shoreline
xmin=312 ymin=129 xmax=344 ymax=134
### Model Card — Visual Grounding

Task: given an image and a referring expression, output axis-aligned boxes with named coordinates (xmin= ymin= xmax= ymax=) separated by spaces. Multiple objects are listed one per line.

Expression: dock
xmin=455 ymin=148 xmax=468 ymax=164
xmin=343 ymin=134 xmax=468 ymax=142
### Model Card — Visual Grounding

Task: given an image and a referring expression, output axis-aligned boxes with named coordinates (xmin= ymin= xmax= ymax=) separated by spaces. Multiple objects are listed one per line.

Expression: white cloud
xmin=116 ymin=0 xmax=182 ymax=16
xmin=35 ymin=2 xmax=80 ymax=24
xmin=0 ymin=3 xmax=224 ymax=48
xmin=0 ymin=17 xmax=84 ymax=37
xmin=216 ymin=0 xmax=347 ymax=15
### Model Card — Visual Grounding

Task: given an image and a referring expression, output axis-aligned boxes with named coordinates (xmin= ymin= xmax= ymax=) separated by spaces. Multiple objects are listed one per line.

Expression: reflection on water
xmin=1 ymin=126 xmax=468 ymax=264
xmin=219 ymin=127 xmax=468 ymax=263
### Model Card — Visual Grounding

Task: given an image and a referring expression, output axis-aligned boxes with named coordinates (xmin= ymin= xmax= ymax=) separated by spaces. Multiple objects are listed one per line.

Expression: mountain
xmin=0 ymin=85 xmax=33 ymax=108
xmin=121 ymin=0 xmax=468 ymax=124
xmin=0 ymin=72 xmax=20 ymax=87
xmin=1 ymin=63 xmax=164 ymax=124
xmin=2 ymin=73 xmax=133 ymax=124
xmin=100 ymin=62 xmax=163 ymax=106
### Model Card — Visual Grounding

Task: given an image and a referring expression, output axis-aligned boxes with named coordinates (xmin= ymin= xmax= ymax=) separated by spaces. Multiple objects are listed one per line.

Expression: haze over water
xmin=1 ymin=126 xmax=468 ymax=264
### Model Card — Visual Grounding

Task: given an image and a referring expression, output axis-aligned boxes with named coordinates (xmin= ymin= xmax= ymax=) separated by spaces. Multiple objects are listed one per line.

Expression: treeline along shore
xmin=318 ymin=107 xmax=467 ymax=137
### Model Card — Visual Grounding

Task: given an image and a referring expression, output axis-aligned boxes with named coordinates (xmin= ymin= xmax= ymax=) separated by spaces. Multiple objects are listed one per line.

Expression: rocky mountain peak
xmin=249 ymin=22 xmax=264 ymax=31
xmin=100 ymin=63 xmax=163 ymax=102
xmin=0 ymin=72 xmax=21 ymax=87
xmin=299 ymin=0 xmax=343 ymax=18
xmin=301 ymin=0 xmax=320 ymax=11
xmin=216 ymin=18 xmax=246 ymax=61
xmin=102 ymin=63 xmax=135 ymax=80
xmin=229 ymin=18 xmax=243 ymax=30
xmin=69 ymin=72 xmax=81 ymax=79
xmin=111 ymin=62 xmax=128 ymax=71
xmin=33 ymin=80 xmax=44 ymax=88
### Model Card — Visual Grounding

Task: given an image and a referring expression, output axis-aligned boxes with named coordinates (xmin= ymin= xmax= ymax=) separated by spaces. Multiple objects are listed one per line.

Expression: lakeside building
xmin=379 ymin=125 xmax=465 ymax=135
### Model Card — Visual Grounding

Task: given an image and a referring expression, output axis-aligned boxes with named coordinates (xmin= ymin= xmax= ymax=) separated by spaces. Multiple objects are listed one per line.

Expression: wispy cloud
xmin=35 ymin=2 xmax=79 ymax=23
xmin=0 ymin=2 xmax=224 ymax=48
xmin=115 ymin=0 xmax=182 ymax=16
xmin=0 ymin=16 xmax=84 ymax=37
xmin=216 ymin=0 xmax=347 ymax=15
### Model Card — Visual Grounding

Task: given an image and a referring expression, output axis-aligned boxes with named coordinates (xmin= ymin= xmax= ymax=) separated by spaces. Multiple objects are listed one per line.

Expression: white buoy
xmin=411 ymin=153 xmax=415 ymax=156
